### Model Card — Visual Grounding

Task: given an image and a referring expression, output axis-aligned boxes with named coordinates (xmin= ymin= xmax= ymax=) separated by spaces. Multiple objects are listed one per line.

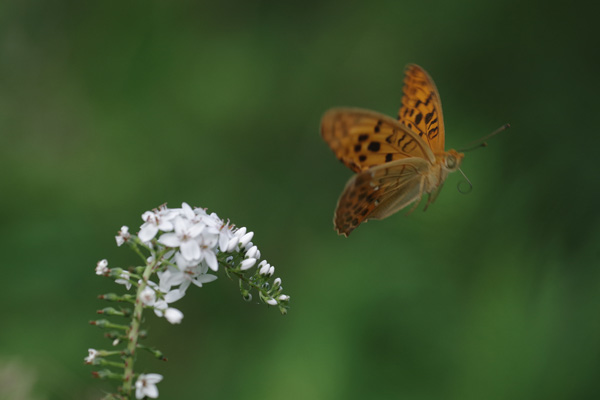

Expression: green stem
xmin=120 ymin=254 xmax=159 ymax=397
xmin=223 ymin=263 xmax=266 ymax=293
xmin=98 ymin=359 xmax=126 ymax=369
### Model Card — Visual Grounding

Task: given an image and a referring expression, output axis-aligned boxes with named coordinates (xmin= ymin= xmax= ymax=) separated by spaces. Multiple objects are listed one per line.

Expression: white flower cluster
xmin=90 ymin=203 xmax=289 ymax=399
xmin=109 ymin=203 xmax=287 ymax=324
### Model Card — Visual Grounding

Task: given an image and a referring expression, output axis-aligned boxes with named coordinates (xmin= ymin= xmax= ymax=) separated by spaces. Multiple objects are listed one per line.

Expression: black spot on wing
xmin=367 ymin=142 xmax=380 ymax=152
xmin=374 ymin=120 xmax=382 ymax=133
xmin=424 ymin=94 xmax=432 ymax=106
xmin=415 ymin=113 xmax=423 ymax=125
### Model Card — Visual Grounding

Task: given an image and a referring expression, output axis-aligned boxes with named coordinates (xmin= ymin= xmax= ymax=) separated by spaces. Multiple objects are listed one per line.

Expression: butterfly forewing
xmin=321 ymin=108 xmax=435 ymax=173
xmin=398 ymin=64 xmax=445 ymax=153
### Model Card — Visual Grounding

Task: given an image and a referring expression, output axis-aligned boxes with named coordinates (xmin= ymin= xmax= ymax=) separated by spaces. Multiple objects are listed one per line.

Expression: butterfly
xmin=321 ymin=64 xmax=465 ymax=237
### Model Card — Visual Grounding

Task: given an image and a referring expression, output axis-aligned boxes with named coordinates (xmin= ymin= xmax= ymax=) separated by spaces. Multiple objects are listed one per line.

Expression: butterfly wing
xmin=398 ymin=64 xmax=445 ymax=153
xmin=334 ymin=158 xmax=431 ymax=236
xmin=321 ymin=108 xmax=435 ymax=173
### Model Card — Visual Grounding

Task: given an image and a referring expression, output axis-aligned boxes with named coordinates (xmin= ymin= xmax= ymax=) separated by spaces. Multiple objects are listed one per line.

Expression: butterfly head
xmin=443 ymin=149 xmax=464 ymax=172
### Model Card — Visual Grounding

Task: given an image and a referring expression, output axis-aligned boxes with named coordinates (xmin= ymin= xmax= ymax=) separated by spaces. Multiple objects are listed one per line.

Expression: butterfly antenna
xmin=458 ymin=123 xmax=511 ymax=152
xmin=457 ymin=168 xmax=473 ymax=194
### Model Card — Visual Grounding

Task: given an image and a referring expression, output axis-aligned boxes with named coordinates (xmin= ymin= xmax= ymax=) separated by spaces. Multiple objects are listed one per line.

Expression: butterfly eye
xmin=445 ymin=155 xmax=457 ymax=169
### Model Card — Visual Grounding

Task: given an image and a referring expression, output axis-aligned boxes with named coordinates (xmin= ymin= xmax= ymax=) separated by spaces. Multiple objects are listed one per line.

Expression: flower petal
xmin=139 ymin=224 xmax=159 ymax=242
xmin=204 ymin=251 xmax=218 ymax=271
xmin=158 ymin=233 xmax=180 ymax=247
xmin=180 ymin=240 xmax=200 ymax=260
xmin=164 ymin=289 xmax=185 ymax=303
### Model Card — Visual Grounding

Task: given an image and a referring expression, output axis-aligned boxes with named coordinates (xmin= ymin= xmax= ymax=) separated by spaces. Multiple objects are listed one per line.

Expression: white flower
xmin=278 ymin=294 xmax=290 ymax=301
xmin=158 ymin=217 xmax=204 ymax=261
xmin=84 ymin=348 xmax=99 ymax=364
xmin=140 ymin=287 xmax=156 ymax=306
xmin=197 ymin=230 xmax=219 ymax=271
xmin=158 ymin=265 xmax=217 ymax=294
xmin=139 ymin=209 xmax=177 ymax=242
xmin=115 ymin=226 xmax=131 ymax=246
xmin=240 ymin=258 xmax=257 ymax=271
xmin=217 ymin=221 xmax=234 ymax=252
xmin=115 ymin=271 xmax=132 ymax=290
xmin=158 ymin=269 xmax=183 ymax=292
xmin=164 ymin=308 xmax=184 ymax=324
xmin=273 ymin=278 xmax=281 ymax=288
xmin=135 ymin=373 xmax=163 ymax=399
xmin=95 ymin=259 xmax=109 ymax=275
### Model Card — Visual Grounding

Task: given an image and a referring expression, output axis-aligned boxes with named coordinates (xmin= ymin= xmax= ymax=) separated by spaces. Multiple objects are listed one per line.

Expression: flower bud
xmin=226 ymin=237 xmax=239 ymax=252
xmin=240 ymin=258 xmax=257 ymax=271
xmin=266 ymin=298 xmax=278 ymax=306
xmin=245 ymin=245 xmax=258 ymax=259
xmin=259 ymin=262 xmax=271 ymax=275
xmin=239 ymin=232 xmax=254 ymax=247
xmin=234 ymin=227 xmax=247 ymax=238
xmin=164 ymin=308 xmax=184 ymax=324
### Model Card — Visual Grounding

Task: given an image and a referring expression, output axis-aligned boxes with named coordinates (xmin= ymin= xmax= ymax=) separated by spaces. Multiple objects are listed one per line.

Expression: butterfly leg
xmin=423 ymin=182 xmax=444 ymax=211
xmin=423 ymin=193 xmax=433 ymax=212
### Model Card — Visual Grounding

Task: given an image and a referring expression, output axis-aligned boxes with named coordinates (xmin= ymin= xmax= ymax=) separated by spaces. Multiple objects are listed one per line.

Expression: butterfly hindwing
xmin=398 ymin=64 xmax=445 ymax=153
xmin=334 ymin=158 xmax=431 ymax=236
xmin=321 ymin=108 xmax=435 ymax=173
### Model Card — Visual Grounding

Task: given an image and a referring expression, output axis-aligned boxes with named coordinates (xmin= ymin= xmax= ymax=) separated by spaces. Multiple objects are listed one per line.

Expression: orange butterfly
xmin=321 ymin=64 xmax=466 ymax=237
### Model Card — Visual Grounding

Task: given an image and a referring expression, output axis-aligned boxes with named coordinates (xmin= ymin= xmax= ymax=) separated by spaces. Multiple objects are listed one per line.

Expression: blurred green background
xmin=1 ymin=1 xmax=599 ymax=399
